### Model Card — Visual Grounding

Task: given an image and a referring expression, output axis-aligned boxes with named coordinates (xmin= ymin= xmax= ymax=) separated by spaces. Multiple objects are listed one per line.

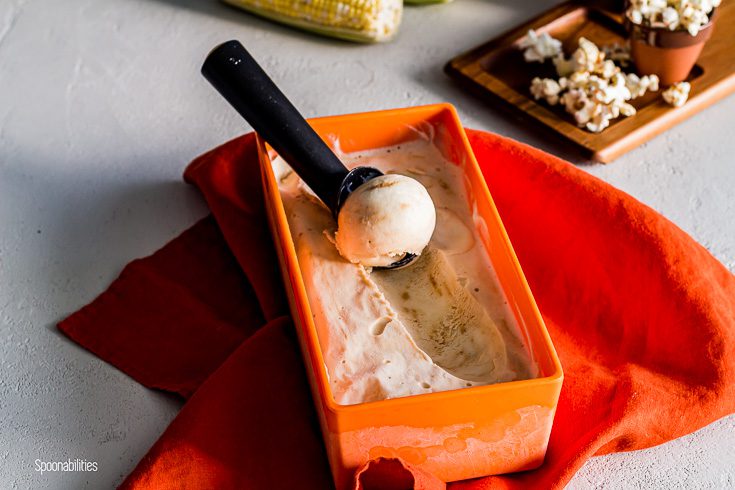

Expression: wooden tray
xmin=445 ymin=1 xmax=735 ymax=162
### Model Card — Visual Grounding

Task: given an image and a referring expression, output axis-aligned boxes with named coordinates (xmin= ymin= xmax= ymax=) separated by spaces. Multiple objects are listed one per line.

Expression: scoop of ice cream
xmin=335 ymin=174 xmax=436 ymax=267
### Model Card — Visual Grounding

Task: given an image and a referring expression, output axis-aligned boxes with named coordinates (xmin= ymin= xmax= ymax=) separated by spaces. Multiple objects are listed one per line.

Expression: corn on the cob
xmin=223 ymin=0 xmax=402 ymax=43
xmin=404 ymin=0 xmax=452 ymax=4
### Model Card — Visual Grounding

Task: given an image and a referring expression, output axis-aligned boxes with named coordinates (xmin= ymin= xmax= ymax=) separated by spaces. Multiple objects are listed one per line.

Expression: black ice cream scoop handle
xmin=201 ymin=40 xmax=416 ymax=269
xmin=201 ymin=40 xmax=382 ymax=215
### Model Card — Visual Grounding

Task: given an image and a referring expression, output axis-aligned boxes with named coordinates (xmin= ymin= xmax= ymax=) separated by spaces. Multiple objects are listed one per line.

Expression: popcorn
xmin=680 ymin=4 xmax=711 ymax=35
xmin=519 ymin=29 xmax=563 ymax=63
xmin=530 ymin=77 xmax=562 ymax=105
xmin=587 ymin=105 xmax=616 ymax=133
xmin=560 ymin=89 xmax=595 ymax=126
xmin=662 ymin=6 xmax=680 ymax=29
xmin=586 ymin=75 xmax=611 ymax=103
xmin=572 ymin=37 xmax=603 ymax=73
xmin=599 ymin=59 xmax=618 ymax=79
xmin=619 ymin=102 xmax=637 ymax=117
xmin=626 ymin=0 xmax=718 ymax=36
xmin=625 ymin=73 xmax=660 ymax=98
xmin=565 ymin=70 xmax=591 ymax=88
xmin=521 ymin=36 xmax=663 ymax=133
xmin=602 ymin=43 xmax=632 ymax=68
xmin=662 ymin=81 xmax=691 ymax=106
xmin=520 ymin=33 xmax=694 ymax=129
xmin=602 ymin=72 xmax=633 ymax=104
xmin=554 ymin=38 xmax=622 ymax=79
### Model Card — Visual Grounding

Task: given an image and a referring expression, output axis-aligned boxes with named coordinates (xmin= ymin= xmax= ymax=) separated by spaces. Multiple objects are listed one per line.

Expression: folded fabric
xmin=58 ymin=129 xmax=735 ymax=489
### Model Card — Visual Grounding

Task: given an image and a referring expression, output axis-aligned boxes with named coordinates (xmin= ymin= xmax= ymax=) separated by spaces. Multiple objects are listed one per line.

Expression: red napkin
xmin=58 ymin=130 xmax=735 ymax=489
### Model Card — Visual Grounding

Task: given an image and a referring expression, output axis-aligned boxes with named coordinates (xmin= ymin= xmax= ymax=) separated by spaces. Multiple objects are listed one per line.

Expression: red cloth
xmin=58 ymin=130 xmax=735 ymax=490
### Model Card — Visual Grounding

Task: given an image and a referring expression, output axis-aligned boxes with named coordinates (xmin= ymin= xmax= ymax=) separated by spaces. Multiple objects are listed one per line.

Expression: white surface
xmin=0 ymin=0 xmax=733 ymax=488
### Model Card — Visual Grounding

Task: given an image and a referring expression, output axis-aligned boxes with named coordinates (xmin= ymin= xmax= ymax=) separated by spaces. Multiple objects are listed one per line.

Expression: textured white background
xmin=0 ymin=0 xmax=733 ymax=488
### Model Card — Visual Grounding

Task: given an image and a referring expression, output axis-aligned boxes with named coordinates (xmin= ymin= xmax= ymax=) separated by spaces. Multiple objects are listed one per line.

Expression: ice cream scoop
xmin=201 ymin=40 xmax=436 ymax=268
xmin=335 ymin=174 xmax=436 ymax=267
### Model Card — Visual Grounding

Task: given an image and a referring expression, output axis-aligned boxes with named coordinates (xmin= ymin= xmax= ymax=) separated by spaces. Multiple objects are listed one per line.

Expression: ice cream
xmin=272 ymin=136 xmax=537 ymax=405
xmin=335 ymin=173 xmax=436 ymax=267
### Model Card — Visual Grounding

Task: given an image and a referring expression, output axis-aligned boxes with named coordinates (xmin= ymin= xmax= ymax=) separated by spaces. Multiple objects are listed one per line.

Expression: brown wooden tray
xmin=445 ymin=1 xmax=735 ymax=163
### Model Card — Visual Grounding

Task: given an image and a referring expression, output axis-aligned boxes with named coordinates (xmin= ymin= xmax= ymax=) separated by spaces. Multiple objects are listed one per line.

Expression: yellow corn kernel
xmin=223 ymin=0 xmax=402 ymax=43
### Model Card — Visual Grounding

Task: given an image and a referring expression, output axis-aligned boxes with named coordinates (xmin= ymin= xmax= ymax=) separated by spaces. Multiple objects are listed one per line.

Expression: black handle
xmin=201 ymin=40 xmax=349 ymax=211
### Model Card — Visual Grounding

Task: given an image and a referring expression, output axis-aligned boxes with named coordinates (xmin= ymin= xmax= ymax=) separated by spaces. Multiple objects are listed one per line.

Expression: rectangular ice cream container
xmin=255 ymin=103 xmax=563 ymax=489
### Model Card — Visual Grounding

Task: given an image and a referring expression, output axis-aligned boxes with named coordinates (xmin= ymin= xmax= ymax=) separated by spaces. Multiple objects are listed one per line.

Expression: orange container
xmin=256 ymin=103 xmax=563 ymax=489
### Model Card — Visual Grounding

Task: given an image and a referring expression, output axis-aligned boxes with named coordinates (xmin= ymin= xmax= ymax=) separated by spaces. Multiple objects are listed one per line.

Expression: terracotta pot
xmin=627 ymin=13 xmax=716 ymax=86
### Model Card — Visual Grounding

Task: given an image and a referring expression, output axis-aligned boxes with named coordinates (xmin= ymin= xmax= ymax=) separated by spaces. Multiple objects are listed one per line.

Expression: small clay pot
xmin=627 ymin=13 xmax=716 ymax=86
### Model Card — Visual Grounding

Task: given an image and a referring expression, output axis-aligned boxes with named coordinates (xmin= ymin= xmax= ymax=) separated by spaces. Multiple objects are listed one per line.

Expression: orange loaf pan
xmin=256 ymin=103 xmax=563 ymax=489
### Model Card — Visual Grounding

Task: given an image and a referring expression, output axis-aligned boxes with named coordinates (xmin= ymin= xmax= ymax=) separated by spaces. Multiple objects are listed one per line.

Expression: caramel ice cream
xmin=272 ymin=136 xmax=537 ymax=405
xmin=335 ymin=173 xmax=436 ymax=267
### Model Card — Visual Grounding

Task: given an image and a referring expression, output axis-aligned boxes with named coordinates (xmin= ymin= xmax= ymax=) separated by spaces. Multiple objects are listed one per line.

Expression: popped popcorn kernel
xmin=662 ymin=7 xmax=681 ymax=29
xmin=662 ymin=81 xmax=691 ymax=106
xmin=625 ymin=73 xmax=660 ymax=98
xmin=519 ymin=29 xmax=562 ymax=63
xmin=530 ymin=77 xmax=562 ymax=105
xmin=573 ymin=37 xmax=603 ymax=73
